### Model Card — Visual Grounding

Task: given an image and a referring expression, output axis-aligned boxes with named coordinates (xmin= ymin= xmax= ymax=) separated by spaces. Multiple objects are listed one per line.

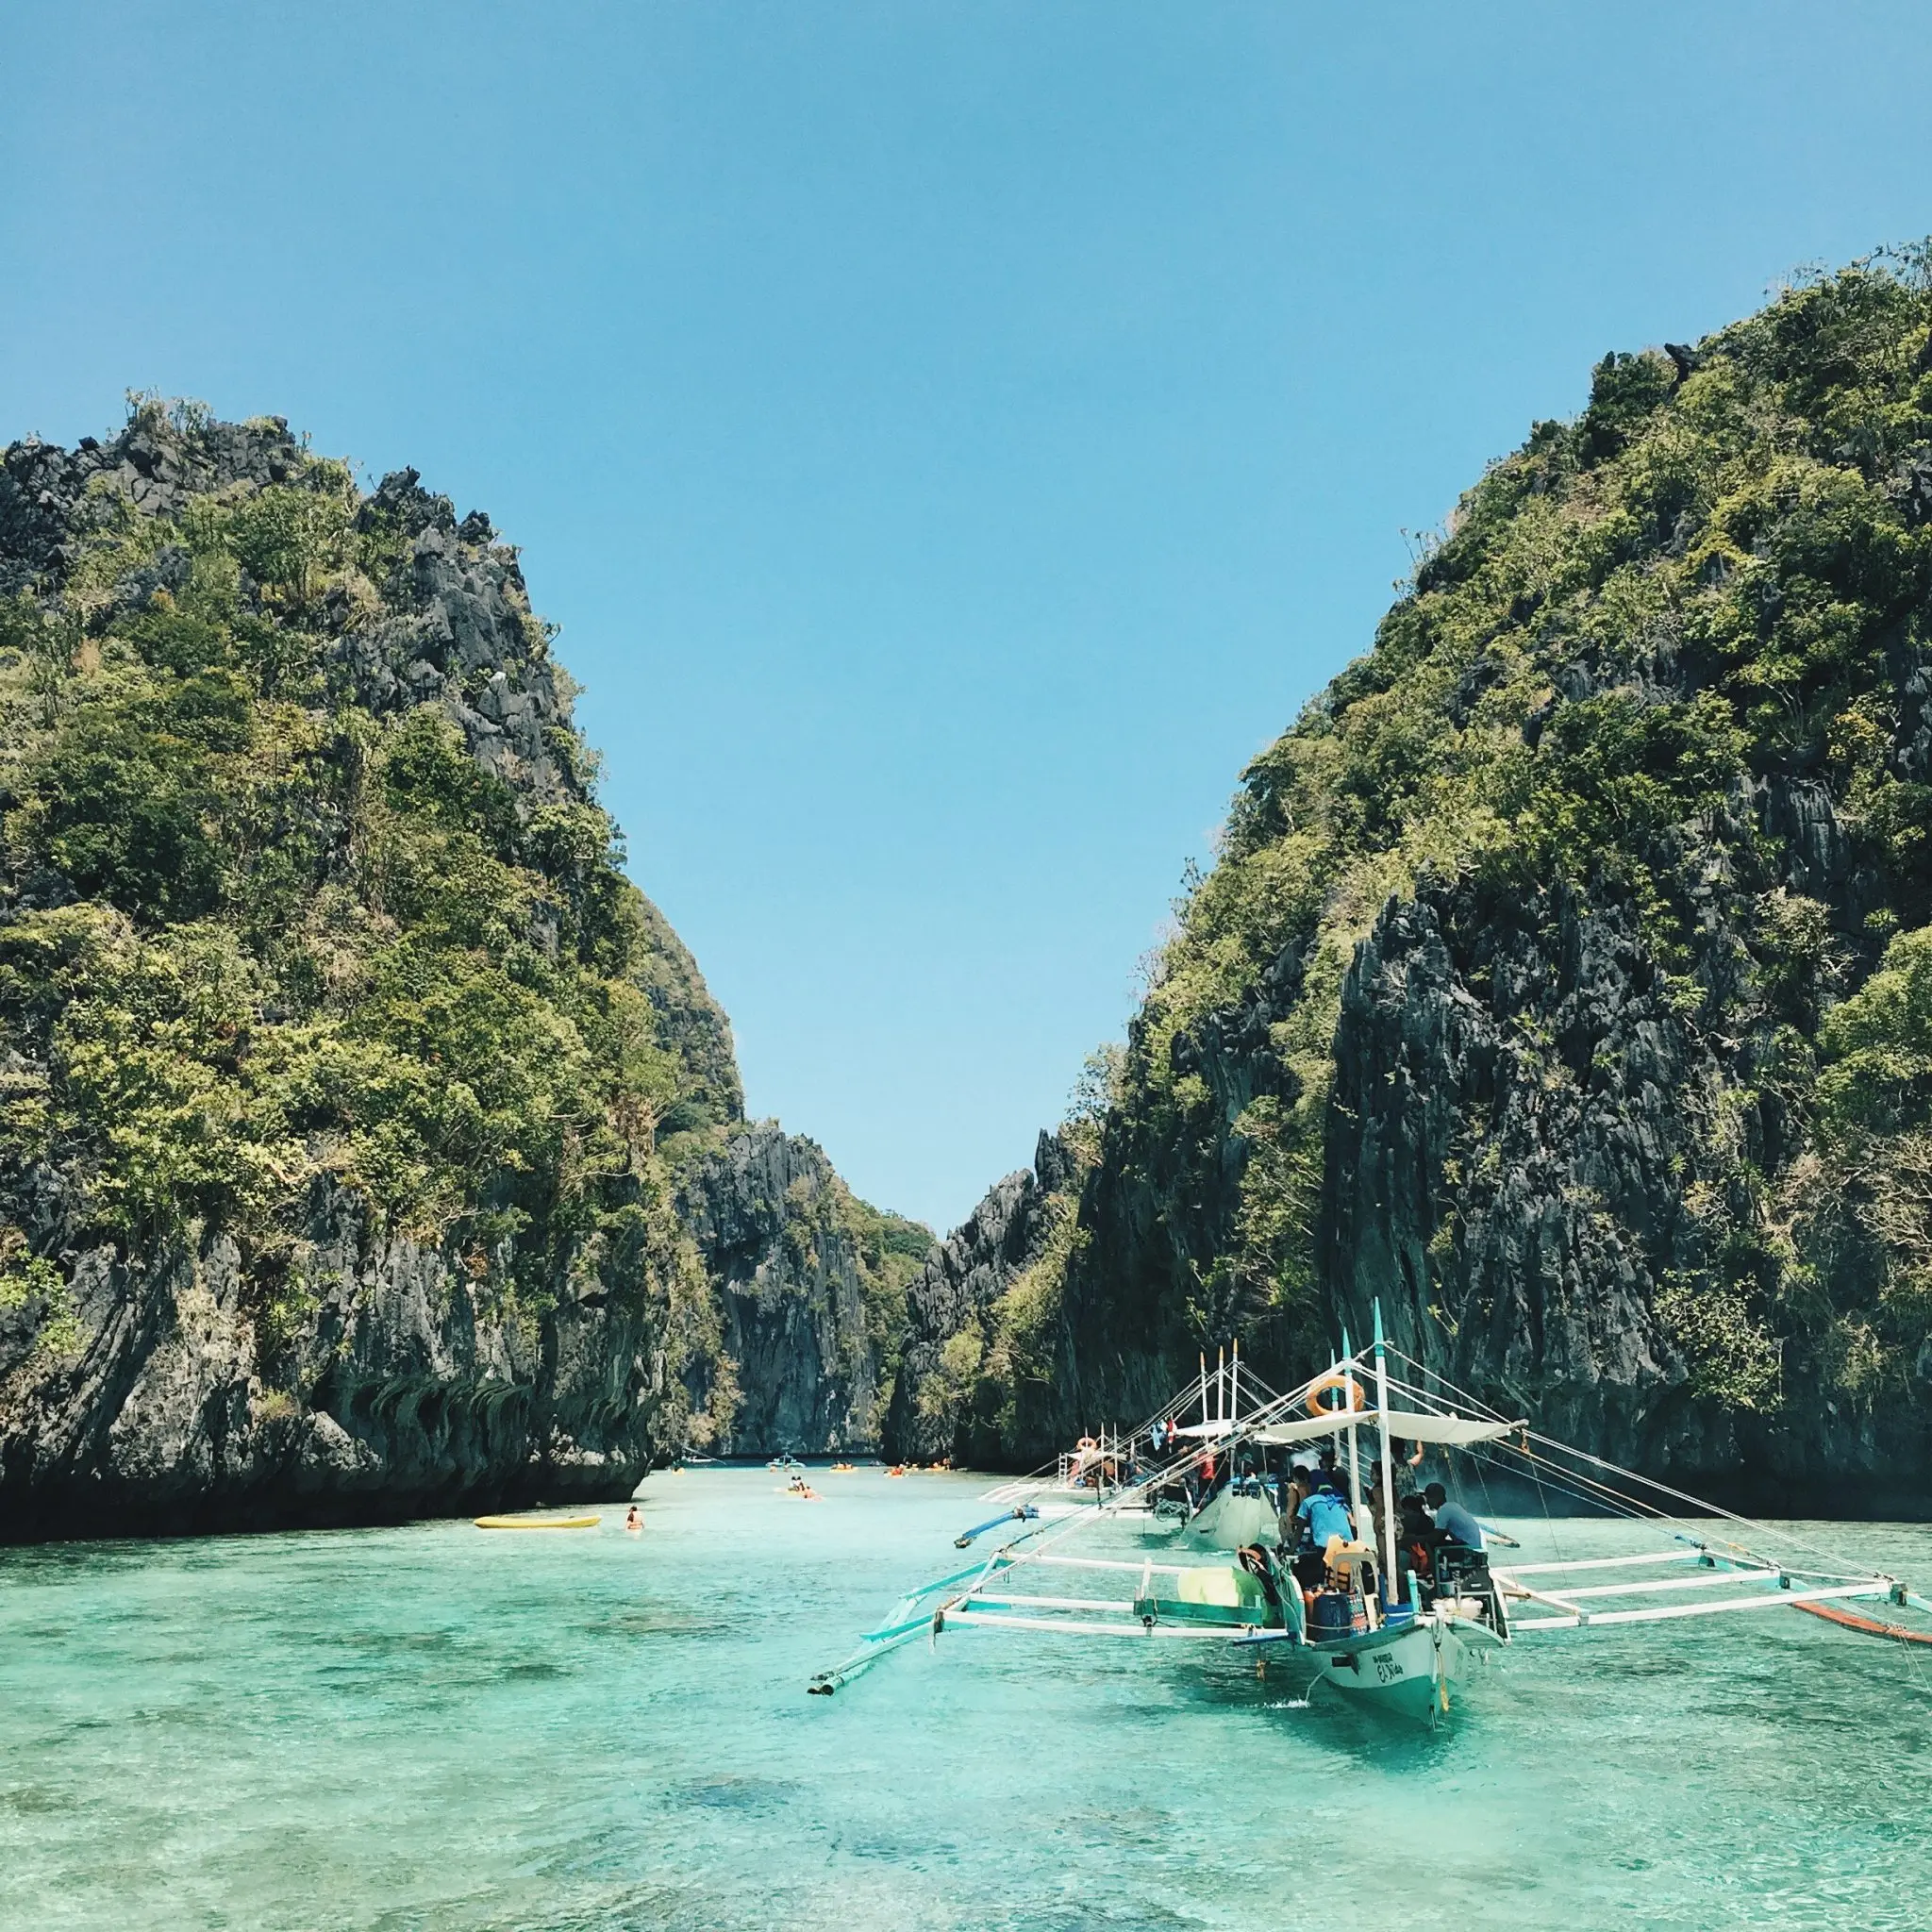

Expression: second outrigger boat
xmin=810 ymin=1302 xmax=1932 ymax=1724
xmin=976 ymin=1341 xmax=1286 ymax=1550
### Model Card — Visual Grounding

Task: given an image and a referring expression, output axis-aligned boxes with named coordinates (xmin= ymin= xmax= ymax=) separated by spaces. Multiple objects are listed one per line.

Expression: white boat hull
xmin=1307 ymin=1612 xmax=1499 ymax=1724
xmin=1182 ymin=1487 xmax=1279 ymax=1551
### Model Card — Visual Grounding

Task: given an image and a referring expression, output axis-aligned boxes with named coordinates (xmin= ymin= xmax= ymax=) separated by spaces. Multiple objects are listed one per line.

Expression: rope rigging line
xmin=1374 ymin=1348 xmax=1932 ymax=1686
xmin=1378 ymin=1342 xmax=1901 ymax=1587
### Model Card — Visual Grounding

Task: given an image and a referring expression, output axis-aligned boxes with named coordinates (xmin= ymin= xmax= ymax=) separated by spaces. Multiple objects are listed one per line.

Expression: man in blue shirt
xmin=1296 ymin=1479 xmax=1356 ymax=1553
xmin=1424 ymin=1482 xmax=1484 ymax=1549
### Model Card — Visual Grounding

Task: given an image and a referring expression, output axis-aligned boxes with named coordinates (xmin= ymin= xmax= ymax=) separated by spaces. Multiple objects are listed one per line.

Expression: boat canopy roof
xmin=1171 ymin=1421 xmax=1237 ymax=1441
xmin=1250 ymin=1407 xmax=1524 ymax=1448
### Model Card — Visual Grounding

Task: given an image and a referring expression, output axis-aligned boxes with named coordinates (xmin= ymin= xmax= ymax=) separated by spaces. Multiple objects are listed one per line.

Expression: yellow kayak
xmin=474 ymin=1514 xmax=600 ymax=1531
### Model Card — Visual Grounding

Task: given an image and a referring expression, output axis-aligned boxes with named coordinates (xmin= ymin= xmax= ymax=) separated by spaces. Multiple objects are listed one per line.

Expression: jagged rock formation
xmin=1 ymin=1188 xmax=667 ymax=1538
xmin=901 ymin=258 xmax=1932 ymax=1510
xmin=883 ymin=1129 xmax=1074 ymax=1464
xmin=679 ymin=1124 xmax=919 ymax=1455
xmin=0 ymin=402 xmax=925 ymax=1540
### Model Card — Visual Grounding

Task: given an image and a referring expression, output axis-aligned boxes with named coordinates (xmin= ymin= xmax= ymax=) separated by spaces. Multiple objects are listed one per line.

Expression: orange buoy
xmin=1305 ymin=1371 xmax=1367 ymax=1417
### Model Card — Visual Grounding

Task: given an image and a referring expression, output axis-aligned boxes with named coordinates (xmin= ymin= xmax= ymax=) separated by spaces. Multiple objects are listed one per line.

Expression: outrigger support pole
xmin=1340 ymin=1327 xmax=1361 ymax=1525
xmin=954 ymin=1505 xmax=1040 ymax=1549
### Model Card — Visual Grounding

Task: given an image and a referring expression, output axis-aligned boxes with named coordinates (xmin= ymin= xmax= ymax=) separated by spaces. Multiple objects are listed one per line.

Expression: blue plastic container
xmin=1311 ymin=1591 xmax=1352 ymax=1635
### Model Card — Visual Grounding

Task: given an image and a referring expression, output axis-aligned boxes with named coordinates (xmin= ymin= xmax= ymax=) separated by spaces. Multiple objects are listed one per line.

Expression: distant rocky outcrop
xmin=679 ymin=1124 xmax=907 ymax=1456
xmin=882 ymin=1129 xmax=1074 ymax=1464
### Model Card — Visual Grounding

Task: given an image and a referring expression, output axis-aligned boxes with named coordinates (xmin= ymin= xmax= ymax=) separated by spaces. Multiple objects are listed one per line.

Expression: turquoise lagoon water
xmin=3 ymin=1467 xmax=1930 ymax=1930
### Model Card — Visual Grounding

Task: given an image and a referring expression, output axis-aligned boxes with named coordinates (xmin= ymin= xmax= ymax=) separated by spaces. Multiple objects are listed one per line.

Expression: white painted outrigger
xmin=811 ymin=1301 xmax=1932 ymax=1724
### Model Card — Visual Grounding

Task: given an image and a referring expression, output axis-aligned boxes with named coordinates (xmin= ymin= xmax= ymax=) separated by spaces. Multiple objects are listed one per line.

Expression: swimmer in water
xmin=625 ymin=1505 xmax=641 ymax=1533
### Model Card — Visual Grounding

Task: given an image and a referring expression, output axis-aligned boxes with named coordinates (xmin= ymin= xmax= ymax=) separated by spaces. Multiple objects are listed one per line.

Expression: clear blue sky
xmin=6 ymin=4 xmax=1931 ymax=1231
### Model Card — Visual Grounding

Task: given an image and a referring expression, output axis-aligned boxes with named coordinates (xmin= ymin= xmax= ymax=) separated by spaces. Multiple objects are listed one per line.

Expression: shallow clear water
xmin=3 ymin=1468 xmax=1930 ymax=1930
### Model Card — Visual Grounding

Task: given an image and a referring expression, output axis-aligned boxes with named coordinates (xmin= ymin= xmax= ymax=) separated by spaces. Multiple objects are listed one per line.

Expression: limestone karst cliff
xmin=680 ymin=1124 xmax=930 ymax=1456
xmin=0 ymin=401 xmax=927 ymax=1539
xmin=887 ymin=257 xmax=1932 ymax=1512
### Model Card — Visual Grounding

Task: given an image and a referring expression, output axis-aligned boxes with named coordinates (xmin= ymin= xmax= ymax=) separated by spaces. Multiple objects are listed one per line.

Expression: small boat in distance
xmin=976 ymin=1341 xmax=1285 ymax=1550
xmin=475 ymin=1514 xmax=600 ymax=1531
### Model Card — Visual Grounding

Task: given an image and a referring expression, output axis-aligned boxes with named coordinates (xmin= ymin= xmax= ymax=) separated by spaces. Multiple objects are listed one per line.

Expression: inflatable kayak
xmin=474 ymin=1514 xmax=600 ymax=1531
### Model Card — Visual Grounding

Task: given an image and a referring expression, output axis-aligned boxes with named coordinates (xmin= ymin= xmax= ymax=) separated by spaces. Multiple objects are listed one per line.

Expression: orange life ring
xmin=1306 ymin=1371 xmax=1367 ymax=1417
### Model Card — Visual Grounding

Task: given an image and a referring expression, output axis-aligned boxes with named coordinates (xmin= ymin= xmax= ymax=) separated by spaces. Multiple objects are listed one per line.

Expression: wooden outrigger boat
xmin=810 ymin=1302 xmax=1932 ymax=1724
xmin=975 ymin=1342 xmax=1286 ymax=1550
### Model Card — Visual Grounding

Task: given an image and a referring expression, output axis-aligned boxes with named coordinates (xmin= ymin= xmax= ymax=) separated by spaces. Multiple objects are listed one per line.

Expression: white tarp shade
xmin=1249 ymin=1407 xmax=1524 ymax=1449
xmin=1171 ymin=1421 xmax=1235 ymax=1441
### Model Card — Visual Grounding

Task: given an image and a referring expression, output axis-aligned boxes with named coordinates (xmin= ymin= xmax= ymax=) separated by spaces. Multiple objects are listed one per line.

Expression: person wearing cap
xmin=1297 ymin=1475 xmax=1355 ymax=1552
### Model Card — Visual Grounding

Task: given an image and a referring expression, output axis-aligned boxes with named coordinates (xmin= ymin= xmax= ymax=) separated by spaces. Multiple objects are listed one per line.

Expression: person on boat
xmin=1396 ymin=1492 xmax=1441 ymax=1603
xmin=1424 ymin=1482 xmax=1484 ymax=1550
xmin=624 ymin=1505 xmax=641 ymax=1534
xmin=1280 ymin=1463 xmax=1315 ymax=1536
xmin=1282 ymin=1469 xmax=1337 ymax=1588
xmin=1296 ymin=1475 xmax=1355 ymax=1554
xmin=1365 ymin=1462 xmax=1391 ymax=1550
xmin=1278 ymin=1461 xmax=1307 ymax=1537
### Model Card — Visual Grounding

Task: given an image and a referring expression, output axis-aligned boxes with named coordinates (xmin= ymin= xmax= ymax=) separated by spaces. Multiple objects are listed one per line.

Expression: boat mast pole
xmin=1374 ymin=1298 xmax=1397 ymax=1606
xmin=1217 ymin=1344 xmax=1226 ymax=1424
xmin=1326 ymin=1340 xmax=1341 ymax=1478
xmin=1341 ymin=1324 xmax=1362 ymax=1525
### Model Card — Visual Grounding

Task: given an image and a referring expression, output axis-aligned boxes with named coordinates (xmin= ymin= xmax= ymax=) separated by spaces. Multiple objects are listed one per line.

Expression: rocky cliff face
xmin=0 ymin=1184 xmax=669 ymax=1539
xmin=898 ymin=260 xmax=1932 ymax=1508
xmin=883 ymin=1129 xmax=1074 ymax=1464
xmin=0 ymin=402 xmax=924 ymax=1539
xmin=679 ymin=1124 xmax=896 ymax=1456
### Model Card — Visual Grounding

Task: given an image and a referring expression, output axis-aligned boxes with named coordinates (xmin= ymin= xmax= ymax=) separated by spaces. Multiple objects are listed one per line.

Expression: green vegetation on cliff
xmin=0 ymin=402 xmax=737 ymax=1412
xmin=1 ymin=401 xmax=926 ymax=1507
xmin=918 ymin=252 xmax=1932 ymax=1475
